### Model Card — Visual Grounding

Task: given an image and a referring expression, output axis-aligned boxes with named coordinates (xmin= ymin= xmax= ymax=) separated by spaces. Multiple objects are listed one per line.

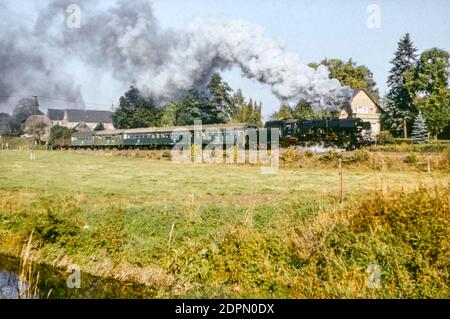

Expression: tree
xmin=0 ymin=113 xmax=13 ymax=135
xmin=161 ymin=102 xmax=178 ymax=126
xmin=232 ymin=89 xmax=246 ymax=122
xmin=253 ymin=102 xmax=263 ymax=127
xmin=408 ymin=48 xmax=450 ymax=138
xmin=26 ymin=121 xmax=48 ymax=143
xmin=411 ymin=112 xmax=429 ymax=144
xmin=231 ymin=92 xmax=263 ymax=126
xmin=291 ymin=100 xmax=332 ymax=119
xmin=49 ymin=125 xmax=75 ymax=145
xmin=94 ymin=123 xmax=105 ymax=131
xmin=383 ymin=33 xmax=418 ymax=137
xmin=271 ymin=104 xmax=293 ymax=120
xmin=112 ymin=86 xmax=163 ymax=129
xmin=309 ymin=58 xmax=379 ymax=100
xmin=174 ymin=91 xmax=215 ymax=126
xmin=12 ymin=98 xmax=41 ymax=132
xmin=208 ymin=73 xmax=234 ymax=122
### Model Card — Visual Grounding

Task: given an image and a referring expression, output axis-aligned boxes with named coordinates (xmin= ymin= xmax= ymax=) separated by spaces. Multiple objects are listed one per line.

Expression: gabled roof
xmin=47 ymin=109 xmax=65 ymax=121
xmin=352 ymin=88 xmax=383 ymax=112
xmin=66 ymin=109 xmax=113 ymax=124
xmin=74 ymin=121 xmax=93 ymax=132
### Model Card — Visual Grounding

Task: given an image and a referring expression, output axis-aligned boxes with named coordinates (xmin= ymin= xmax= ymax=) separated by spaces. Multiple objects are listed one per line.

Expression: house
xmin=340 ymin=89 xmax=382 ymax=137
xmin=47 ymin=109 xmax=115 ymax=131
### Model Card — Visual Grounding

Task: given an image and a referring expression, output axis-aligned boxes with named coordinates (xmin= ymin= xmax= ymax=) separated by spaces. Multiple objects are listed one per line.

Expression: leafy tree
xmin=161 ymin=103 xmax=178 ymax=126
xmin=26 ymin=121 xmax=48 ymax=143
xmin=208 ymin=73 xmax=234 ymax=122
xmin=292 ymin=100 xmax=332 ymax=119
xmin=94 ymin=123 xmax=105 ymax=131
xmin=12 ymin=98 xmax=41 ymax=132
xmin=411 ymin=112 xmax=429 ymax=144
xmin=0 ymin=113 xmax=13 ymax=135
xmin=418 ymin=88 xmax=450 ymax=138
xmin=174 ymin=91 xmax=217 ymax=126
xmin=49 ymin=125 xmax=75 ymax=145
xmin=271 ymin=104 xmax=293 ymax=120
xmin=309 ymin=58 xmax=379 ymax=100
xmin=383 ymin=33 xmax=418 ymax=137
xmin=113 ymin=86 xmax=163 ymax=129
xmin=407 ymin=48 xmax=450 ymax=138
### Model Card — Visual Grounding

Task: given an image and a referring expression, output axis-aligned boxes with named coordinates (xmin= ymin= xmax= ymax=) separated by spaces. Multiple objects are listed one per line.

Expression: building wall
xmin=340 ymin=91 xmax=381 ymax=137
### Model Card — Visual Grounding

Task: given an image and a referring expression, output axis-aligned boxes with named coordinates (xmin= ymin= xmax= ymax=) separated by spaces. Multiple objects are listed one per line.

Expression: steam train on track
xmin=54 ymin=118 xmax=373 ymax=151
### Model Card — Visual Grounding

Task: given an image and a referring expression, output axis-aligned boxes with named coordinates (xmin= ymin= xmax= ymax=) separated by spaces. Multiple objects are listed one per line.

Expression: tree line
xmin=112 ymin=73 xmax=263 ymax=129
xmin=383 ymin=34 xmax=450 ymax=139
xmin=271 ymin=34 xmax=450 ymax=140
xmin=2 ymin=34 xmax=449 ymax=142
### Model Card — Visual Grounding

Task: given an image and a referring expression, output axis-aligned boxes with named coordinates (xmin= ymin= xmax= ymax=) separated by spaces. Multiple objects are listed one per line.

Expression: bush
xmin=304 ymin=150 xmax=314 ymax=158
xmin=280 ymin=147 xmax=300 ymax=163
xmin=404 ymin=153 xmax=418 ymax=164
xmin=319 ymin=150 xmax=342 ymax=162
xmin=377 ymin=131 xmax=395 ymax=145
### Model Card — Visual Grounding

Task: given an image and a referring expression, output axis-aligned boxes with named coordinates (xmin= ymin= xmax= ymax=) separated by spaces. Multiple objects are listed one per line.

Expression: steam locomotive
xmin=54 ymin=118 xmax=372 ymax=151
xmin=265 ymin=117 xmax=373 ymax=149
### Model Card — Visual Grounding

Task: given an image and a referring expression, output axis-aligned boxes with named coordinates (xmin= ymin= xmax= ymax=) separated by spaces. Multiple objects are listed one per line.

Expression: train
xmin=53 ymin=118 xmax=373 ymax=151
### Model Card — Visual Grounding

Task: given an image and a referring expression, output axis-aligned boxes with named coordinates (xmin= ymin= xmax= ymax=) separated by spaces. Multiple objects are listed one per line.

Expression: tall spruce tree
xmin=411 ymin=112 xmax=429 ymax=144
xmin=383 ymin=33 xmax=418 ymax=137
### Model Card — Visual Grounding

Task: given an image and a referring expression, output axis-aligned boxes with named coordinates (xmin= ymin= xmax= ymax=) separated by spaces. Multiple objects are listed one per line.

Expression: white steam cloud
xmin=0 ymin=0 xmax=352 ymax=113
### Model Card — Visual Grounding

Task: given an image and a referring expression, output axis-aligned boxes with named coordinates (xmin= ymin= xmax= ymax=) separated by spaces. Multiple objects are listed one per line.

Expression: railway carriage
xmin=71 ymin=131 xmax=94 ymax=148
xmin=93 ymin=130 xmax=125 ymax=148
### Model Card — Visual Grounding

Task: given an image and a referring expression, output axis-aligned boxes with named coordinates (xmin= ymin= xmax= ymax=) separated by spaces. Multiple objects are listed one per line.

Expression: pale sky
xmin=4 ymin=0 xmax=450 ymax=119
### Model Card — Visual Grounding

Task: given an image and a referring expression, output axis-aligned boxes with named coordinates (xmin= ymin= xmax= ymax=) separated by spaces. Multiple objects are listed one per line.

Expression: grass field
xmin=0 ymin=150 xmax=449 ymax=298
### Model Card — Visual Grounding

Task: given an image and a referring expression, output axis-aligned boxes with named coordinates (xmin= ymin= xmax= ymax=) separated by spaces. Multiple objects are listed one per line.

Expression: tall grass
xmin=18 ymin=232 xmax=40 ymax=299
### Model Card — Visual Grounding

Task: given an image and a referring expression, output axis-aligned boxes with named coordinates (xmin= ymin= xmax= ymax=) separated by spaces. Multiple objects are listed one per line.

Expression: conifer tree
xmin=411 ymin=112 xmax=429 ymax=144
xmin=383 ymin=33 xmax=418 ymax=137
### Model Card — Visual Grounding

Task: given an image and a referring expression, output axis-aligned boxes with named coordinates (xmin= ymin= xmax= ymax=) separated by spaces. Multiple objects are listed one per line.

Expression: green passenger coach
xmin=71 ymin=132 xmax=94 ymax=148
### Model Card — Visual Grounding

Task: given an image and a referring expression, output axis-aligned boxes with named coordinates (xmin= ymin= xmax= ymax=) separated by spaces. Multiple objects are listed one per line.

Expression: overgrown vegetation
xmin=0 ymin=150 xmax=448 ymax=298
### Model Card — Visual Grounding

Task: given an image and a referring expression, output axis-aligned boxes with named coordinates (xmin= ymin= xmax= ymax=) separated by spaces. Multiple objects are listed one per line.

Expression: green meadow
xmin=0 ymin=150 xmax=448 ymax=298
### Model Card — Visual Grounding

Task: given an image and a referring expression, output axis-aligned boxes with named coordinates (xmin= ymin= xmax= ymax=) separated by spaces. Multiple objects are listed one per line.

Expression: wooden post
xmin=168 ymin=222 xmax=175 ymax=249
xmin=403 ymin=118 xmax=408 ymax=139
xmin=339 ymin=158 xmax=343 ymax=203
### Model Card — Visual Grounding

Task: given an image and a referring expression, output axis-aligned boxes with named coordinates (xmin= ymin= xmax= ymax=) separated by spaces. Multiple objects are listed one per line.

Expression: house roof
xmin=352 ymin=88 xmax=383 ymax=111
xmin=47 ymin=109 xmax=65 ymax=121
xmin=66 ymin=109 xmax=113 ymax=124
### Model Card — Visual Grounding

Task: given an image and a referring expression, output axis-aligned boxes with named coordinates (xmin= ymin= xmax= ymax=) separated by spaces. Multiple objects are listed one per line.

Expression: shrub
xmin=404 ymin=153 xmax=418 ymax=164
xmin=280 ymin=147 xmax=300 ymax=163
xmin=319 ymin=150 xmax=342 ymax=162
xmin=377 ymin=131 xmax=395 ymax=145
xmin=304 ymin=150 xmax=314 ymax=158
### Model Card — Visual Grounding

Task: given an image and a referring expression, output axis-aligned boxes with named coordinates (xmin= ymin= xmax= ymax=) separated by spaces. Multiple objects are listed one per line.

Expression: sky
xmin=3 ymin=0 xmax=450 ymax=119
